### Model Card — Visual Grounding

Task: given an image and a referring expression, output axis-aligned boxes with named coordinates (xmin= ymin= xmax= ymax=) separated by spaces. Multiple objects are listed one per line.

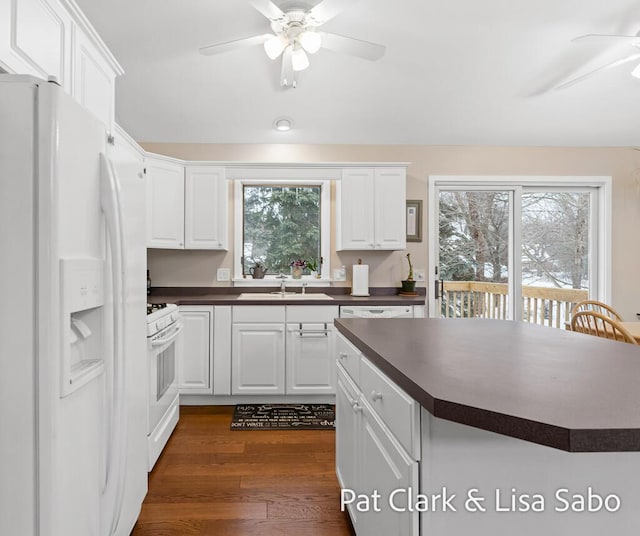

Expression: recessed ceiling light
xmin=273 ymin=117 xmax=293 ymax=132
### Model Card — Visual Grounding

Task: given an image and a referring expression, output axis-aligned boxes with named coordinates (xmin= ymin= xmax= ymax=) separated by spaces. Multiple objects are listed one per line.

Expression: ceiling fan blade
xmin=320 ymin=32 xmax=386 ymax=61
xmin=555 ymin=52 xmax=640 ymax=89
xmin=280 ymin=46 xmax=297 ymax=88
xmin=308 ymin=0 xmax=360 ymax=23
xmin=572 ymin=33 xmax=640 ymax=45
xmin=250 ymin=0 xmax=285 ymax=21
xmin=199 ymin=34 xmax=271 ymax=56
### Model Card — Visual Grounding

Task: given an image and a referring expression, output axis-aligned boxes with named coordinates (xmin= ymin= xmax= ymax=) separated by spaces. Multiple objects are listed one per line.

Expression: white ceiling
xmin=75 ymin=0 xmax=640 ymax=146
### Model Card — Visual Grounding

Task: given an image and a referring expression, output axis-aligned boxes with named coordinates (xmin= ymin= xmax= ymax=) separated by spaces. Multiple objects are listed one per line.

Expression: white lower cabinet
xmin=336 ymin=365 xmax=362 ymax=526
xmin=286 ymin=322 xmax=335 ymax=394
xmin=336 ymin=334 xmax=420 ymax=536
xmin=231 ymin=305 xmax=339 ymax=396
xmin=232 ymin=323 xmax=285 ymax=394
xmin=359 ymin=401 xmax=419 ymax=536
xmin=178 ymin=306 xmax=213 ymax=394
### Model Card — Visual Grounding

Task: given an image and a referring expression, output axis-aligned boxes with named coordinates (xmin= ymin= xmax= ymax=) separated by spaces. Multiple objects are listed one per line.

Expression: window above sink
xmin=232 ymin=174 xmax=331 ymax=283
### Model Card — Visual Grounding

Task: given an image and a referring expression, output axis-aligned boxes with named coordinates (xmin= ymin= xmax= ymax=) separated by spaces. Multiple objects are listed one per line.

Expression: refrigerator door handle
xmin=99 ymin=153 xmax=128 ymax=536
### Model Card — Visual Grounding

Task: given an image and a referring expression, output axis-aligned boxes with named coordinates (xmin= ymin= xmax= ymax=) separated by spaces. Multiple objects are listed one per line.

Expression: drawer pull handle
xmin=339 ymin=352 xmax=348 ymax=360
xmin=352 ymin=402 xmax=362 ymax=413
xmin=371 ymin=390 xmax=383 ymax=402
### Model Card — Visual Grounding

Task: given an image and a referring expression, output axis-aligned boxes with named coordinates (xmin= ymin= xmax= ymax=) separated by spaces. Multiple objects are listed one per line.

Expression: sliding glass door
xmin=437 ymin=189 xmax=512 ymax=320
xmin=429 ymin=178 xmax=606 ymax=328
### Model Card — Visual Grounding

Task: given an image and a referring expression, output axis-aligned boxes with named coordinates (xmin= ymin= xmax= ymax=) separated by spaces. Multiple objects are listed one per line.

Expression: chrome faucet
xmin=302 ymin=282 xmax=308 ymax=295
xmin=276 ymin=274 xmax=287 ymax=294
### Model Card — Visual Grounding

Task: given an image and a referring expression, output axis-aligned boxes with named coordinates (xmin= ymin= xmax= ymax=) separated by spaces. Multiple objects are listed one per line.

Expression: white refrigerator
xmin=0 ymin=75 xmax=147 ymax=536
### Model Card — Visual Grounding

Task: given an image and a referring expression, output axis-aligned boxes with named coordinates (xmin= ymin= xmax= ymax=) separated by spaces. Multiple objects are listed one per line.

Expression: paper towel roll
xmin=351 ymin=265 xmax=370 ymax=296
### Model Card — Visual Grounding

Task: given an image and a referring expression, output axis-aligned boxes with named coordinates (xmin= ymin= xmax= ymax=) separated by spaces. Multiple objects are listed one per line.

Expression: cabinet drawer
xmin=233 ymin=306 xmax=285 ymax=323
xmin=360 ymin=357 xmax=420 ymax=460
xmin=287 ymin=305 xmax=339 ymax=323
xmin=335 ymin=333 xmax=361 ymax=385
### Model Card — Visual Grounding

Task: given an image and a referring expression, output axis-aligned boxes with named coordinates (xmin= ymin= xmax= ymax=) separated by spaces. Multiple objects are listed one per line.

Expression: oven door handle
xmin=151 ymin=323 xmax=183 ymax=347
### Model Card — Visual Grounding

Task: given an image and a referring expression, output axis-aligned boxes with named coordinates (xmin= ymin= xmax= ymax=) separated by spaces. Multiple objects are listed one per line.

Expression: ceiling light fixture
xmin=291 ymin=46 xmax=310 ymax=71
xmin=264 ymin=33 xmax=288 ymax=60
xmin=299 ymin=30 xmax=322 ymax=54
xmin=273 ymin=117 xmax=293 ymax=132
xmin=199 ymin=1 xmax=387 ymax=89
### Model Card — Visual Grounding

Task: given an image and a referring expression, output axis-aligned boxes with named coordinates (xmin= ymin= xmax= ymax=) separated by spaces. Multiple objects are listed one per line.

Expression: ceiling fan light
xmin=291 ymin=47 xmax=310 ymax=71
xmin=632 ymin=63 xmax=640 ymax=79
xmin=299 ymin=31 xmax=322 ymax=54
xmin=264 ymin=34 xmax=287 ymax=60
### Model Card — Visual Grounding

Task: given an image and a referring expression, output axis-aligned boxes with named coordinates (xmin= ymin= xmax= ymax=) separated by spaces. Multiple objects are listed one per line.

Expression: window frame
xmin=427 ymin=175 xmax=612 ymax=320
xmin=233 ymin=178 xmax=331 ymax=284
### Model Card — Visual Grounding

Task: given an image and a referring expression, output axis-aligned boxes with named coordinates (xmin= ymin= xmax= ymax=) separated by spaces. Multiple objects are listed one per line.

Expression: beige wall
xmin=143 ymin=143 xmax=640 ymax=320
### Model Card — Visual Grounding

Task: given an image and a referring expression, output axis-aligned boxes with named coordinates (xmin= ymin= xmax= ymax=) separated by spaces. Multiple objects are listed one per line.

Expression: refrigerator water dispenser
xmin=60 ymin=258 xmax=106 ymax=397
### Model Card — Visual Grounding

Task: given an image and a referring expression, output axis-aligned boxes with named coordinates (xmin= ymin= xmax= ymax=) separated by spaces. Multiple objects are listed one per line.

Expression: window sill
xmin=233 ymin=277 xmax=332 ymax=287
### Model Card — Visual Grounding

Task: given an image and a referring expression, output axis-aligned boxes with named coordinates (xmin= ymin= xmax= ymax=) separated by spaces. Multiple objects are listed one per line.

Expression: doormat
xmin=230 ymin=404 xmax=335 ymax=430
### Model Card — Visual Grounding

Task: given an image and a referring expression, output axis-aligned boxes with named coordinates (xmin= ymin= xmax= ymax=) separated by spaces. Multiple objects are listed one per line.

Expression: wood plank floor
xmin=132 ymin=406 xmax=355 ymax=536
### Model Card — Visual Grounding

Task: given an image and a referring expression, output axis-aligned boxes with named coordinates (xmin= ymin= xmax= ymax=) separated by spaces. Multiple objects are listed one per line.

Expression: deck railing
xmin=441 ymin=281 xmax=588 ymax=328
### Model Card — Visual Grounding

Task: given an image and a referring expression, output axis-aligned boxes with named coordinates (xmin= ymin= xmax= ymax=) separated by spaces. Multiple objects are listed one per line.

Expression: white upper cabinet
xmin=146 ymin=160 xmax=229 ymax=250
xmin=146 ymin=156 xmax=185 ymax=249
xmin=0 ymin=0 xmax=121 ymax=125
xmin=373 ymin=168 xmax=407 ymax=250
xmin=337 ymin=167 xmax=406 ymax=250
xmin=184 ymin=166 xmax=228 ymax=250
xmin=337 ymin=168 xmax=376 ymax=250
xmin=0 ymin=0 xmax=72 ymax=90
xmin=72 ymin=25 xmax=116 ymax=127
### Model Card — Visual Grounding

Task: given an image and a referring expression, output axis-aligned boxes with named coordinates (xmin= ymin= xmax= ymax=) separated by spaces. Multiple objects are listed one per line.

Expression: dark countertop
xmin=148 ymin=287 xmax=426 ymax=306
xmin=334 ymin=317 xmax=640 ymax=452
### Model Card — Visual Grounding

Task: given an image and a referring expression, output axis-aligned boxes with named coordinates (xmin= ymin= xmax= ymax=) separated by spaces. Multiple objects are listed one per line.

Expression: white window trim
xmin=233 ymin=178 xmax=331 ymax=285
xmin=427 ymin=175 xmax=612 ymax=318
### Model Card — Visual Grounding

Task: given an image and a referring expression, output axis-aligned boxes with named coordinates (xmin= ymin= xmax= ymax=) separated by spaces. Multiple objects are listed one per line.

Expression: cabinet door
xmin=336 ymin=365 xmax=362 ymax=528
xmin=374 ymin=168 xmax=406 ymax=250
xmin=184 ymin=166 xmax=228 ymax=250
xmin=146 ymin=157 xmax=185 ymax=248
xmin=72 ymin=27 xmax=115 ymax=127
xmin=286 ymin=323 xmax=335 ymax=394
xmin=0 ymin=0 xmax=72 ymax=91
xmin=337 ymin=168 xmax=375 ymax=250
xmin=232 ymin=323 xmax=285 ymax=395
xmin=359 ymin=402 xmax=419 ymax=536
xmin=178 ymin=307 xmax=213 ymax=394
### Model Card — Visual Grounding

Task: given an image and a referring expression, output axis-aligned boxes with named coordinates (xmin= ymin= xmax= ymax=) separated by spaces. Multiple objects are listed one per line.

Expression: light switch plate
xmin=217 ymin=268 xmax=230 ymax=281
xmin=415 ymin=269 xmax=426 ymax=282
xmin=333 ymin=267 xmax=347 ymax=282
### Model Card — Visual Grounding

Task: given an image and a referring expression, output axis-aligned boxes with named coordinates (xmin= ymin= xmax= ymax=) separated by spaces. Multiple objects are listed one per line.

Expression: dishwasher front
xmin=339 ymin=305 xmax=414 ymax=318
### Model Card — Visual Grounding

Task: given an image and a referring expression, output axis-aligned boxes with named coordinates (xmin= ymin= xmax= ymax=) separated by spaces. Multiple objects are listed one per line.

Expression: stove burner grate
xmin=147 ymin=303 xmax=167 ymax=315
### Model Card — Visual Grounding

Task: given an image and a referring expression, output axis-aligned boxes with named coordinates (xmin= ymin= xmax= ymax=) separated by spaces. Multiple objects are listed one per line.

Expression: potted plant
xmin=306 ymin=259 xmax=318 ymax=278
xmin=290 ymin=259 xmax=306 ymax=279
xmin=401 ymin=253 xmax=417 ymax=294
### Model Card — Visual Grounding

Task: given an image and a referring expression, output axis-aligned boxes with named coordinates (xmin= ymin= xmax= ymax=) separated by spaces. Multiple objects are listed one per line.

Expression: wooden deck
xmin=441 ymin=281 xmax=587 ymax=327
xmin=132 ymin=406 xmax=354 ymax=536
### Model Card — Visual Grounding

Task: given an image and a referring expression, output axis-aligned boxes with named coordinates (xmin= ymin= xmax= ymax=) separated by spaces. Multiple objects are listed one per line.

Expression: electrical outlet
xmin=217 ymin=268 xmax=230 ymax=281
xmin=415 ymin=269 xmax=426 ymax=282
xmin=333 ymin=267 xmax=347 ymax=282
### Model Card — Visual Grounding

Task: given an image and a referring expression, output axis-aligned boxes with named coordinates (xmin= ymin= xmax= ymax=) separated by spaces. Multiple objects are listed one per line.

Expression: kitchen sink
xmin=238 ymin=292 xmax=334 ymax=300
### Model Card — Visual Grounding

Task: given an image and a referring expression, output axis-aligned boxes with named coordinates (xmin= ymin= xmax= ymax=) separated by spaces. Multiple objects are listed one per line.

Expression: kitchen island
xmin=334 ymin=317 xmax=640 ymax=536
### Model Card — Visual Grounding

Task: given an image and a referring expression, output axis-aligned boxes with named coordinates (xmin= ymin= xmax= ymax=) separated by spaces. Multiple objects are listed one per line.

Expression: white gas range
xmin=146 ymin=302 xmax=182 ymax=471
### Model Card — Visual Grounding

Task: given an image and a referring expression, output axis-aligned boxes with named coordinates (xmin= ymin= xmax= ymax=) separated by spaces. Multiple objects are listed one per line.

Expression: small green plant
xmin=306 ymin=259 xmax=318 ymax=272
xmin=406 ymin=253 xmax=414 ymax=281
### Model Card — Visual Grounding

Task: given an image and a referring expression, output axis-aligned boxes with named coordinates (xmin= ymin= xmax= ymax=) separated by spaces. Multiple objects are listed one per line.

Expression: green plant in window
xmin=243 ymin=185 xmax=321 ymax=274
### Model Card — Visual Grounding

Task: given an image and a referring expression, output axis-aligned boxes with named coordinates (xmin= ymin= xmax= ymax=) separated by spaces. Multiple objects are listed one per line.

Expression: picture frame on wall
xmin=406 ymin=200 xmax=422 ymax=242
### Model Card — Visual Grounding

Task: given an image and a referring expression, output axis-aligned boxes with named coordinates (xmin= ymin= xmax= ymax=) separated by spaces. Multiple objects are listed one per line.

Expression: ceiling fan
xmin=198 ymin=0 xmax=386 ymax=88
xmin=555 ymin=31 xmax=640 ymax=90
